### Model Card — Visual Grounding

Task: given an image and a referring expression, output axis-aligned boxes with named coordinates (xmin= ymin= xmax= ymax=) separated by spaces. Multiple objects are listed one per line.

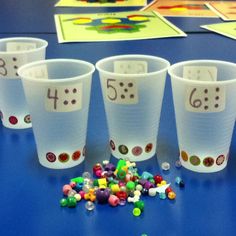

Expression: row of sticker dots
xmin=0 ymin=111 xmax=31 ymax=125
xmin=110 ymin=140 xmax=153 ymax=156
xmin=46 ymin=147 xmax=85 ymax=163
xmin=180 ymin=150 xmax=227 ymax=167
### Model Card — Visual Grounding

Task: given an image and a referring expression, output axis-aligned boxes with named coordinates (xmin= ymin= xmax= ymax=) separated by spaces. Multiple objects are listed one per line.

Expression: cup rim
xmin=95 ymin=54 xmax=170 ymax=78
xmin=18 ymin=58 xmax=95 ymax=83
xmin=168 ymin=59 xmax=236 ymax=85
xmin=0 ymin=37 xmax=48 ymax=54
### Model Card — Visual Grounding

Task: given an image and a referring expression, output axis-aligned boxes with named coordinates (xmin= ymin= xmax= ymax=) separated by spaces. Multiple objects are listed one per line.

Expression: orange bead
xmin=168 ymin=191 xmax=176 ymax=200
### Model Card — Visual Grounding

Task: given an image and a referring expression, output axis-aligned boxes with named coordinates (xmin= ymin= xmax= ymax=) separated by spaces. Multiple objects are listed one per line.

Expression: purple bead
xmin=144 ymin=181 xmax=155 ymax=190
xmin=96 ymin=188 xmax=110 ymax=204
xmin=138 ymin=179 xmax=147 ymax=186
xmin=105 ymin=163 xmax=116 ymax=172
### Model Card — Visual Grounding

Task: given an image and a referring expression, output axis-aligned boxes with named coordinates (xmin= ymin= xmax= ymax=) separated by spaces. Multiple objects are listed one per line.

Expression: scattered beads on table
xmin=59 ymin=159 xmax=178 ymax=216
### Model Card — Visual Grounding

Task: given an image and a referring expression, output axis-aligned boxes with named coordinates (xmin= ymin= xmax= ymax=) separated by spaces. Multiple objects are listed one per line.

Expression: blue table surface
xmin=1 ymin=1 xmax=236 ymax=236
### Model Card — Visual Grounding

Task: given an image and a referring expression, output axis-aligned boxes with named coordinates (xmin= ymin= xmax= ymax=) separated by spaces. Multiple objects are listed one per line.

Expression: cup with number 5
xmin=168 ymin=60 xmax=236 ymax=173
xmin=0 ymin=37 xmax=48 ymax=129
xmin=18 ymin=59 xmax=95 ymax=169
xmin=96 ymin=54 xmax=170 ymax=161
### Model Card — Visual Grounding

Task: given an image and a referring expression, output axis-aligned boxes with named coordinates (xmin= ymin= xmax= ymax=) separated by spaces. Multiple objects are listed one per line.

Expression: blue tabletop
xmin=0 ymin=30 xmax=236 ymax=236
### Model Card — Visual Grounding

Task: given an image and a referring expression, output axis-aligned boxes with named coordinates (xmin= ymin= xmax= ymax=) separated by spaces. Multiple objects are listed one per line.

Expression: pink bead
xmin=69 ymin=182 xmax=76 ymax=188
xmin=95 ymin=170 xmax=102 ymax=177
xmin=125 ymin=174 xmax=132 ymax=182
xmin=62 ymin=184 xmax=72 ymax=195
xmin=108 ymin=195 xmax=120 ymax=207
xmin=79 ymin=190 xmax=85 ymax=199
xmin=118 ymin=181 xmax=125 ymax=187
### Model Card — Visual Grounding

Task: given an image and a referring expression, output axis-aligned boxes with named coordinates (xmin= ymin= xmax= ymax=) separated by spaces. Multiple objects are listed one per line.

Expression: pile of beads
xmin=60 ymin=159 xmax=177 ymax=216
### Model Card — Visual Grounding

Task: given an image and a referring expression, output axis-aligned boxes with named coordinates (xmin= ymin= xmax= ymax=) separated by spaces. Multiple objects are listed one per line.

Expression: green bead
xmin=70 ymin=176 xmax=84 ymax=184
xmin=134 ymin=200 xmax=144 ymax=211
xmin=116 ymin=159 xmax=126 ymax=171
xmin=133 ymin=207 xmax=141 ymax=217
xmin=149 ymin=178 xmax=155 ymax=184
xmin=126 ymin=181 xmax=135 ymax=191
xmin=93 ymin=179 xmax=99 ymax=186
xmin=67 ymin=196 xmax=77 ymax=208
xmin=117 ymin=169 xmax=126 ymax=179
xmin=60 ymin=198 xmax=68 ymax=207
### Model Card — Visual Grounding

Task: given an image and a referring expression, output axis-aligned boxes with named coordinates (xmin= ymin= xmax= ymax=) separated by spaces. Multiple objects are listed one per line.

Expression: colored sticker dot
xmin=118 ymin=145 xmax=129 ymax=155
xmin=46 ymin=152 xmax=56 ymax=163
xmin=24 ymin=114 xmax=31 ymax=124
xmin=72 ymin=150 xmax=81 ymax=161
xmin=181 ymin=150 xmax=188 ymax=162
xmin=110 ymin=140 xmax=115 ymax=151
xmin=132 ymin=146 xmax=143 ymax=156
xmin=101 ymin=18 xmax=121 ymax=24
xmin=203 ymin=157 xmax=214 ymax=167
xmin=145 ymin=143 xmax=153 ymax=153
xmin=189 ymin=155 xmax=201 ymax=166
xmin=73 ymin=18 xmax=92 ymax=24
xmin=216 ymin=155 xmax=225 ymax=166
xmin=9 ymin=116 xmax=18 ymax=125
xmin=58 ymin=153 xmax=69 ymax=163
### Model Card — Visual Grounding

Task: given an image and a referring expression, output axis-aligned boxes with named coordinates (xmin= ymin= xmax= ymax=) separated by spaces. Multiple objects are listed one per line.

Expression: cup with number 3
xmin=0 ymin=37 xmax=48 ymax=129
xmin=18 ymin=59 xmax=95 ymax=169
xmin=168 ymin=60 xmax=236 ymax=172
xmin=96 ymin=54 xmax=170 ymax=162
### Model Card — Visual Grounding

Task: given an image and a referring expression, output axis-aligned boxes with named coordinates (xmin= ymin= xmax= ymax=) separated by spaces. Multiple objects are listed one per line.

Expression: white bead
xmin=135 ymin=184 xmax=143 ymax=191
xmin=148 ymin=188 xmax=157 ymax=197
xmin=134 ymin=190 xmax=141 ymax=197
xmin=161 ymin=162 xmax=170 ymax=171
xmin=74 ymin=193 xmax=82 ymax=202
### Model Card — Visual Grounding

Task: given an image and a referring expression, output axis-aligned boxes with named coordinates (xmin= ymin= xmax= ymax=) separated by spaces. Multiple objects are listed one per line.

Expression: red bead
xmin=93 ymin=163 xmax=102 ymax=175
xmin=154 ymin=175 xmax=163 ymax=184
xmin=165 ymin=187 xmax=173 ymax=194
xmin=116 ymin=191 xmax=127 ymax=200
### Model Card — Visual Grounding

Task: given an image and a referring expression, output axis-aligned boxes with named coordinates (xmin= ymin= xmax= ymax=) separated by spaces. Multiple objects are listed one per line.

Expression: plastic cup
xmin=96 ymin=54 xmax=170 ymax=161
xmin=0 ymin=37 xmax=48 ymax=129
xmin=18 ymin=59 xmax=95 ymax=169
xmin=168 ymin=60 xmax=236 ymax=173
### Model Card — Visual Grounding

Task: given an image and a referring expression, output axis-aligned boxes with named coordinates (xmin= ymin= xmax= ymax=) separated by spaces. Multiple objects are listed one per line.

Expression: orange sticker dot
xmin=181 ymin=150 xmax=188 ymax=162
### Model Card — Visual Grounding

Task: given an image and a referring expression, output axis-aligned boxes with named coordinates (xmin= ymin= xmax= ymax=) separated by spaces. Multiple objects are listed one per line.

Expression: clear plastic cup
xmin=96 ymin=54 xmax=170 ymax=161
xmin=0 ymin=37 xmax=48 ymax=129
xmin=18 ymin=59 xmax=95 ymax=169
xmin=168 ymin=60 xmax=236 ymax=173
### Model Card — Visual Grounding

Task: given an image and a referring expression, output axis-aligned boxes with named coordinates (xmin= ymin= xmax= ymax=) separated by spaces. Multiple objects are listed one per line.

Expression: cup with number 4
xmin=168 ymin=60 xmax=236 ymax=173
xmin=96 ymin=54 xmax=170 ymax=161
xmin=18 ymin=59 xmax=95 ymax=169
xmin=0 ymin=37 xmax=48 ymax=129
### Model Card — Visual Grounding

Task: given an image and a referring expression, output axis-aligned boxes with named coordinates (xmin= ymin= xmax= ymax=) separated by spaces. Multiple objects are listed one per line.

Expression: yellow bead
xmin=98 ymin=178 xmax=107 ymax=188
xmin=168 ymin=191 xmax=176 ymax=200
xmin=110 ymin=184 xmax=120 ymax=193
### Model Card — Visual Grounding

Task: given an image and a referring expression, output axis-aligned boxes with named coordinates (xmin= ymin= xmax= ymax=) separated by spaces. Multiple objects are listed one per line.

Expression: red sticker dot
xmin=132 ymin=146 xmax=143 ymax=156
xmin=58 ymin=153 xmax=69 ymax=163
xmin=9 ymin=116 xmax=18 ymax=125
xmin=110 ymin=140 xmax=115 ymax=151
xmin=72 ymin=150 xmax=81 ymax=161
xmin=46 ymin=152 xmax=56 ymax=163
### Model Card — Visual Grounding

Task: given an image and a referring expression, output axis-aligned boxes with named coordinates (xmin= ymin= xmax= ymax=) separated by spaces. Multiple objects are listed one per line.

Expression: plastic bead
xmin=96 ymin=188 xmax=110 ymax=204
xmin=84 ymin=189 xmax=96 ymax=202
xmin=62 ymin=184 xmax=72 ymax=195
xmin=85 ymin=201 xmax=95 ymax=211
xmin=74 ymin=193 xmax=82 ymax=202
xmin=70 ymin=176 xmax=84 ymax=184
xmin=102 ymin=160 xmax=109 ymax=166
xmin=175 ymin=160 xmax=182 ymax=168
xmin=141 ymin=171 xmax=153 ymax=180
xmin=60 ymin=198 xmax=67 ymax=207
xmin=135 ymin=184 xmax=143 ymax=191
xmin=67 ymin=189 xmax=77 ymax=197
xmin=82 ymin=171 xmax=91 ymax=179
xmin=175 ymin=177 xmax=185 ymax=188
xmin=153 ymin=175 xmax=163 ymax=184
xmin=168 ymin=191 xmax=176 ymax=200
xmin=110 ymin=184 xmax=120 ymax=194
xmin=69 ymin=182 xmax=76 ymax=188
xmin=148 ymin=188 xmax=157 ymax=197
xmin=67 ymin=196 xmax=77 ymax=208
xmin=159 ymin=192 xmax=166 ymax=200
xmin=126 ymin=181 xmax=135 ymax=192
xmin=161 ymin=162 xmax=170 ymax=171
xmin=134 ymin=200 xmax=144 ymax=211
xmin=133 ymin=207 xmax=141 ymax=217
xmin=133 ymin=190 xmax=141 ymax=197
xmin=108 ymin=195 xmax=120 ymax=206
xmin=98 ymin=178 xmax=107 ymax=188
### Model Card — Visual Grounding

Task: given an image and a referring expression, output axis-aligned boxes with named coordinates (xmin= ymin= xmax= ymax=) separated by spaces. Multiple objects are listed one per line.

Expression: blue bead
xmin=159 ymin=192 xmax=166 ymax=199
xmin=175 ymin=176 xmax=182 ymax=184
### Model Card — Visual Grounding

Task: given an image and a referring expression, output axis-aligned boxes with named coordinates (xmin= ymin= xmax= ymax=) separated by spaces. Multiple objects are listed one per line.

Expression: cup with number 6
xmin=168 ymin=60 xmax=236 ymax=173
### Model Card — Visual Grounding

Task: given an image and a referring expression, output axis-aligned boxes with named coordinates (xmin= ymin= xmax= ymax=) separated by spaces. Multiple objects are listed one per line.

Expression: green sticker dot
xmin=190 ymin=155 xmax=201 ymax=166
